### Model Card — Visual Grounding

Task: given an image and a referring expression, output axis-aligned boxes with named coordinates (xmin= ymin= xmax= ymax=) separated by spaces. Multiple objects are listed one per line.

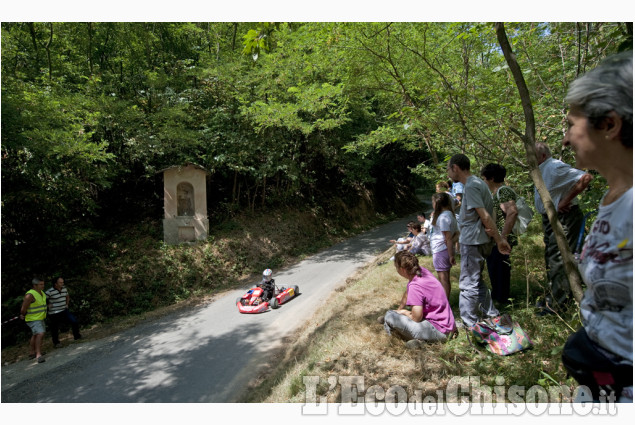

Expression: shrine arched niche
xmin=177 ymin=182 xmax=195 ymax=217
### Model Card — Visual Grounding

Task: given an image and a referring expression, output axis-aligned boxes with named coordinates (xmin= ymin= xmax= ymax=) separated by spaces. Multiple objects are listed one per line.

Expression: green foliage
xmin=1 ymin=21 xmax=629 ymax=326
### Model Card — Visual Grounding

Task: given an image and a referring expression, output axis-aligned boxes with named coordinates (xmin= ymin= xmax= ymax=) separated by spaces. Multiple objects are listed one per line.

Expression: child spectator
xmin=429 ymin=193 xmax=459 ymax=299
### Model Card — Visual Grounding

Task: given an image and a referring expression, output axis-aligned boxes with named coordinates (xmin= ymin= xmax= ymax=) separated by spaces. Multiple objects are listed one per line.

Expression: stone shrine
xmin=161 ymin=164 xmax=209 ymax=244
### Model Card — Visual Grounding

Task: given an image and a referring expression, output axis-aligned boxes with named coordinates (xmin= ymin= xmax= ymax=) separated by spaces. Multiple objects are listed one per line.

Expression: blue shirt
xmin=452 ymin=182 xmax=464 ymax=197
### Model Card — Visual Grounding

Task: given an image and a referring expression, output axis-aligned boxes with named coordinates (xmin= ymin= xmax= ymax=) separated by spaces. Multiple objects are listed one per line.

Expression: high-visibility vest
xmin=25 ymin=289 xmax=47 ymax=321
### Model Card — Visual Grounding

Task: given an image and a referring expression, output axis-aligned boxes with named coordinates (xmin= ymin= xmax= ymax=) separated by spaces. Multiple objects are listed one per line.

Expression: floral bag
xmin=470 ymin=314 xmax=533 ymax=356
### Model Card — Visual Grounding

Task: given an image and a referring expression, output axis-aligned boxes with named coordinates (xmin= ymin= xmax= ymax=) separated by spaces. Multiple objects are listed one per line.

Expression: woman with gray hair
xmin=560 ymin=51 xmax=632 ymax=402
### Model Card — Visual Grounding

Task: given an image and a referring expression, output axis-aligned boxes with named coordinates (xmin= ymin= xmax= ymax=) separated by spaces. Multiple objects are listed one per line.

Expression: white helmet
xmin=262 ymin=269 xmax=273 ymax=282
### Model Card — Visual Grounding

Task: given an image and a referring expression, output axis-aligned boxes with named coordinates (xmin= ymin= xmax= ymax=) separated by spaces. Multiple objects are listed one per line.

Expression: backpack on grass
xmin=470 ymin=314 xmax=533 ymax=356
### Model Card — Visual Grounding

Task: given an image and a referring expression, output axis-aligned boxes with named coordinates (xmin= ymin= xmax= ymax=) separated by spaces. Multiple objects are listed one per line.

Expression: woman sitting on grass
xmin=379 ymin=251 xmax=456 ymax=349
xmin=406 ymin=223 xmax=431 ymax=256
xmin=389 ymin=222 xmax=415 ymax=254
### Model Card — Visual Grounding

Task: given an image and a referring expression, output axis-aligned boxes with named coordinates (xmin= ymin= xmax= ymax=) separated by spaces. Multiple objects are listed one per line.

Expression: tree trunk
xmin=495 ymin=22 xmax=584 ymax=304
xmin=87 ymin=23 xmax=94 ymax=76
xmin=232 ymin=170 xmax=238 ymax=205
xmin=27 ymin=22 xmax=40 ymax=74
xmin=232 ymin=23 xmax=238 ymax=51
xmin=262 ymin=175 xmax=266 ymax=208
xmin=45 ymin=23 xmax=53 ymax=80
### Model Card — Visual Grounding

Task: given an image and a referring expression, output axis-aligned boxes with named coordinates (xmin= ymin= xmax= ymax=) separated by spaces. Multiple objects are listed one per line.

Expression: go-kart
xmin=236 ymin=283 xmax=300 ymax=314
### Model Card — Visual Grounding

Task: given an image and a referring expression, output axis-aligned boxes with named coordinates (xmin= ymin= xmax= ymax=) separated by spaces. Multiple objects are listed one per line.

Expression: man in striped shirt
xmin=46 ymin=277 xmax=82 ymax=347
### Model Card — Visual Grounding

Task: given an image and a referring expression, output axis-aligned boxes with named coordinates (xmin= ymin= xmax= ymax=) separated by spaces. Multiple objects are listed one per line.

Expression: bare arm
xmin=442 ymin=230 xmax=456 ymax=265
xmin=390 ymin=236 xmax=412 ymax=244
xmin=476 ymin=207 xmax=511 ymax=255
xmin=500 ymin=200 xmax=518 ymax=239
xmin=396 ymin=305 xmax=424 ymax=322
xmin=558 ymin=173 xmax=593 ymax=213
xmin=19 ymin=293 xmax=34 ymax=319
xmin=397 ymin=289 xmax=408 ymax=310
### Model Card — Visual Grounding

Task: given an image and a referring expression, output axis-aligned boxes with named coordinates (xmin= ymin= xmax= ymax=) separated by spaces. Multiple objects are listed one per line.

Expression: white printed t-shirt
xmin=578 ymin=188 xmax=633 ymax=363
xmin=430 ymin=210 xmax=458 ymax=254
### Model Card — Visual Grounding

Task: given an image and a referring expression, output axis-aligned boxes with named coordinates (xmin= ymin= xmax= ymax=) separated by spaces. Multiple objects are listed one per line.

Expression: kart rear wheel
xmin=270 ymin=298 xmax=279 ymax=309
xmin=294 ymin=285 xmax=299 ymax=296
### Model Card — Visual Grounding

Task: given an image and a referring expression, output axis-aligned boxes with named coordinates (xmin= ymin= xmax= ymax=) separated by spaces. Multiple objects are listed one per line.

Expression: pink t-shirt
xmin=406 ymin=267 xmax=456 ymax=334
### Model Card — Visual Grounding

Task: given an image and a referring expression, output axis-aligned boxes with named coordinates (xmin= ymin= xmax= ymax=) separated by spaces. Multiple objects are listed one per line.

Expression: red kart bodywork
xmin=236 ymin=285 xmax=299 ymax=314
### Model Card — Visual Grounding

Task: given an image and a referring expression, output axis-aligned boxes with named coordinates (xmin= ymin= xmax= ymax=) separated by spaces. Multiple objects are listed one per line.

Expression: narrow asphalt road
xmin=1 ymin=212 xmax=426 ymax=403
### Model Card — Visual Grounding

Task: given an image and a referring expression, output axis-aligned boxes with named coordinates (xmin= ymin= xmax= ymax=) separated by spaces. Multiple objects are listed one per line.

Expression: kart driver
xmin=259 ymin=269 xmax=276 ymax=302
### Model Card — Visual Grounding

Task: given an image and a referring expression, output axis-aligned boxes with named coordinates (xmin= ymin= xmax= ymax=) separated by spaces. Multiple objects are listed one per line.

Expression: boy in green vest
xmin=20 ymin=278 xmax=47 ymax=363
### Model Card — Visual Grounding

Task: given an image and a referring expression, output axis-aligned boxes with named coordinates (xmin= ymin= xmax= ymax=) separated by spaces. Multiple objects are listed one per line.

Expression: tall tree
xmin=495 ymin=22 xmax=584 ymax=303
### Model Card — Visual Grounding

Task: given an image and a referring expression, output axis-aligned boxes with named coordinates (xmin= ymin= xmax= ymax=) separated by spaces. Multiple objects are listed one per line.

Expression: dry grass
xmin=241 ymin=230 xmax=581 ymax=403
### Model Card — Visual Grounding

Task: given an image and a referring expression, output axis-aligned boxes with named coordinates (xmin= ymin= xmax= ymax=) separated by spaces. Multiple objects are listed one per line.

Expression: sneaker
xmin=37 ymin=356 xmax=46 ymax=363
xmin=376 ymin=315 xmax=385 ymax=325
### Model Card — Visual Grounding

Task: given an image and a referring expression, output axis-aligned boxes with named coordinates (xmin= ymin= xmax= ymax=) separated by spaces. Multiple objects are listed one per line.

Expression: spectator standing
xmin=450 ymin=181 xmax=463 ymax=253
xmin=436 ymin=180 xmax=450 ymax=194
xmin=46 ymin=277 xmax=82 ymax=347
xmin=20 ymin=278 xmax=47 ymax=363
xmin=560 ymin=51 xmax=632 ymax=402
xmin=447 ymin=154 xmax=511 ymax=327
xmin=451 ymin=181 xmax=464 ymax=208
xmin=436 ymin=180 xmax=458 ymax=211
xmin=534 ymin=142 xmax=592 ymax=314
xmin=429 ymin=192 xmax=459 ymax=299
xmin=481 ymin=163 xmax=519 ymax=305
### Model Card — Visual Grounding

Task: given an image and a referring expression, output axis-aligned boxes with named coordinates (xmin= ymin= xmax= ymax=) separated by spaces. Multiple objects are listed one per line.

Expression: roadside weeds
xmin=240 ymin=238 xmax=581 ymax=403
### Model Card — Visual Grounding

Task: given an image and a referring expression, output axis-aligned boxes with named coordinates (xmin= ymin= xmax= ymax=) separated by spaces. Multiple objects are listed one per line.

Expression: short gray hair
xmin=565 ymin=51 xmax=633 ymax=147
xmin=535 ymin=142 xmax=552 ymax=159
xmin=32 ymin=277 xmax=43 ymax=286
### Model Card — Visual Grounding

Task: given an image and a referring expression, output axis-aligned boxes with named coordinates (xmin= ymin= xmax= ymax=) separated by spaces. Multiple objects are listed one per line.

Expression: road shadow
xmin=1 ymin=304 xmax=271 ymax=402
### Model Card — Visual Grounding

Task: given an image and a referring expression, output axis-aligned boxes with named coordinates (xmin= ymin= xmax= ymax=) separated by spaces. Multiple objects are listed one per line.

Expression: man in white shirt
xmin=534 ymin=143 xmax=592 ymax=315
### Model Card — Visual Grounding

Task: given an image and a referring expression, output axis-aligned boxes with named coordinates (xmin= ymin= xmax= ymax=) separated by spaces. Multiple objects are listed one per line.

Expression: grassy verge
xmin=241 ymin=222 xmax=582 ymax=402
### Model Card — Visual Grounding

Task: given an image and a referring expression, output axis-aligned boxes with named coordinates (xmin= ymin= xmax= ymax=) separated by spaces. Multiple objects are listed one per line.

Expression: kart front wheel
xmin=293 ymin=285 xmax=299 ymax=296
xmin=236 ymin=297 xmax=242 ymax=305
xmin=270 ymin=298 xmax=279 ymax=309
